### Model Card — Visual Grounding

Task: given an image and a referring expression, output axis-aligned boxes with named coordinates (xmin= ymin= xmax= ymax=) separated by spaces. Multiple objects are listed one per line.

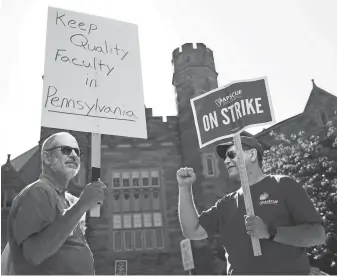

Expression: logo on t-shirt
xmin=259 ymin=192 xmax=278 ymax=205
xmin=260 ymin=192 xmax=269 ymax=200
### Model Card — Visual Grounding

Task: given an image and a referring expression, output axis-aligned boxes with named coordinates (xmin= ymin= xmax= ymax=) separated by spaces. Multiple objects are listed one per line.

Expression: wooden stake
xmin=233 ymin=134 xmax=262 ymax=256
xmin=90 ymin=132 xmax=101 ymax=217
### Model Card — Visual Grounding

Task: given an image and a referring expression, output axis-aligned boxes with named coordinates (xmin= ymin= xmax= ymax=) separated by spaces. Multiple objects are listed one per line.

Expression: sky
xmin=1 ymin=0 xmax=337 ymax=163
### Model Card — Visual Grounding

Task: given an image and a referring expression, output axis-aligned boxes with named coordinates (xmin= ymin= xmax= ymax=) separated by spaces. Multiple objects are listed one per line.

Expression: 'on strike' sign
xmin=41 ymin=7 xmax=147 ymax=138
xmin=191 ymin=77 xmax=275 ymax=148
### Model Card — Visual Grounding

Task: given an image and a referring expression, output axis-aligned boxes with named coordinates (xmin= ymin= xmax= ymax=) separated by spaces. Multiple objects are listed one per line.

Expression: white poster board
xmin=41 ymin=7 xmax=147 ymax=138
xmin=180 ymin=239 xmax=194 ymax=271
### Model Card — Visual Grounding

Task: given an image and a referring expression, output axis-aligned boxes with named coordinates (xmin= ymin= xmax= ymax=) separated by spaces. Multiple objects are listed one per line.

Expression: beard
xmin=50 ymin=158 xmax=80 ymax=180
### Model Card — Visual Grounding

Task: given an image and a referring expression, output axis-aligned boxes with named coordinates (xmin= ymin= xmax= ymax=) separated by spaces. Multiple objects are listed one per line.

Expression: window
xmin=123 ymin=214 xmax=132 ymax=229
xmin=150 ymin=171 xmax=159 ymax=186
xmin=113 ymin=215 xmax=122 ymax=229
xmin=124 ymin=231 xmax=133 ymax=250
xmin=206 ymin=156 xmax=215 ymax=176
xmin=113 ymin=172 xmax=121 ymax=188
xmin=153 ymin=212 xmax=163 ymax=227
xmin=144 ymin=229 xmax=155 ymax=249
xmin=133 ymin=214 xmax=142 ymax=228
xmin=141 ymin=171 xmax=149 ymax=187
xmin=111 ymin=169 xmax=165 ymax=251
xmin=113 ymin=231 xmax=123 ymax=251
xmin=143 ymin=213 xmax=153 ymax=227
xmin=132 ymin=171 xmax=140 ymax=187
xmin=319 ymin=110 xmax=327 ymax=125
xmin=122 ymin=172 xmax=130 ymax=188
xmin=155 ymin=228 xmax=164 ymax=249
xmin=134 ymin=230 xmax=143 ymax=250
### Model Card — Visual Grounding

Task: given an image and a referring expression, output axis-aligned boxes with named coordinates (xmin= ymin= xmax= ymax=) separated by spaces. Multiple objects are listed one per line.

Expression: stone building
xmin=256 ymin=80 xmax=337 ymax=145
xmin=2 ymin=42 xmax=336 ymax=274
xmin=1 ymin=43 xmax=240 ymax=274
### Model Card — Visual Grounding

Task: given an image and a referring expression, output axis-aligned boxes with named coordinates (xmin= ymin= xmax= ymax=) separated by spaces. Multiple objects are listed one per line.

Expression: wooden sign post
xmin=233 ymin=134 xmax=262 ymax=255
xmin=190 ymin=77 xmax=275 ymax=257
xmin=90 ymin=133 xmax=101 ymax=217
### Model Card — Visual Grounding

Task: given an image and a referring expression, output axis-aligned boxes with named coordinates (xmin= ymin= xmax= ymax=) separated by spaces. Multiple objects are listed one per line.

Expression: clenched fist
xmin=176 ymin=167 xmax=196 ymax=187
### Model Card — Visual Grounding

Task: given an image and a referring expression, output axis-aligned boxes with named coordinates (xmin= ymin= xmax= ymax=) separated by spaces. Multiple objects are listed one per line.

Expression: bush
xmin=262 ymin=117 xmax=337 ymax=274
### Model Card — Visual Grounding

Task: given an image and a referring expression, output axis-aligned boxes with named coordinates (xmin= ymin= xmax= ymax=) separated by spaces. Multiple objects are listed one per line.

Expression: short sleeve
xmin=198 ymin=197 xmax=226 ymax=239
xmin=65 ymin=192 xmax=85 ymax=222
xmin=14 ymin=187 xmax=54 ymax=246
xmin=282 ymin=177 xmax=323 ymax=225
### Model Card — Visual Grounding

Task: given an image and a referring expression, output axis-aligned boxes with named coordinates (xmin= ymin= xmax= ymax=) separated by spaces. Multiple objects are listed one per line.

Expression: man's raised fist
xmin=176 ymin=167 xmax=196 ymax=187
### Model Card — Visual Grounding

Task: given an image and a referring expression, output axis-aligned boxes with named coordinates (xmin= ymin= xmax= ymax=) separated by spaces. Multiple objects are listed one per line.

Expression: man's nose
xmin=224 ymin=155 xmax=231 ymax=164
xmin=224 ymin=159 xmax=230 ymax=166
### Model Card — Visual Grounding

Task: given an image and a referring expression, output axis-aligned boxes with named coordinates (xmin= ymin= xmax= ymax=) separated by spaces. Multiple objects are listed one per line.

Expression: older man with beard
xmin=6 ymin=132 xmax=106 ymax=275
xmin=177 ymin=136 xmax=325 ymax=275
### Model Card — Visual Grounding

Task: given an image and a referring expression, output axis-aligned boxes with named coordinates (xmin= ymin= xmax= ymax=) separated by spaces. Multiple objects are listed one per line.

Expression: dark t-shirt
xmin=7 ymin=174 xmax=94 ymax=275
xmin=199 ymin=175 xmax=323 ymax=275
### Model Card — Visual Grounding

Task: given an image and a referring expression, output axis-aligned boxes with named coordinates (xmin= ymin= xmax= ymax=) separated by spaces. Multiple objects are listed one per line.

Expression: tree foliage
xmin=262 ymin=116 xmax=337 ymax=274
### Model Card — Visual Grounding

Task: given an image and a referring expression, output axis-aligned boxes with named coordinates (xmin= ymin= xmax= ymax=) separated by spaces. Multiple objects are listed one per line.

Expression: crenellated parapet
xmin=172 ymin=43 xmax=217 ymax=77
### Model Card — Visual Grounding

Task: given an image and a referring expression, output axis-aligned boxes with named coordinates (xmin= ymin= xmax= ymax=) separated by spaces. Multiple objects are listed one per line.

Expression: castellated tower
xmin=172 ymin=43 xmax=232 ymax=212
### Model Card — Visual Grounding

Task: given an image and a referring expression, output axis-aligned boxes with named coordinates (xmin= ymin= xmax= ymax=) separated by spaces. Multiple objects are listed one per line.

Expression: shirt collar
xmin=40 ymin=171 xmax=67 ymax=195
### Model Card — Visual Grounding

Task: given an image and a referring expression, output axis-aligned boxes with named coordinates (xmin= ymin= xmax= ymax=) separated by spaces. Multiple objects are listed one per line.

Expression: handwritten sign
xmin=190 ymin=77 xmax=275 ymax=148
xmin=115 ymin=260 xmax=127 ymax=275
xmin=41 ymin=7 xmax=147 ymax=138
xmin=180 ymin=239 xmax=194 ymax=271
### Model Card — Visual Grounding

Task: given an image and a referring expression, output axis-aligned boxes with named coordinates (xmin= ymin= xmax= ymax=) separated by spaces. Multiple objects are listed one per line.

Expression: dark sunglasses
xmin=45 ymin=146 xmax=83 ymax=157
xmin=226 ymin=147 xmax=252 ymax=159
xmin=226 ymin=150 xmax=237 ymax=159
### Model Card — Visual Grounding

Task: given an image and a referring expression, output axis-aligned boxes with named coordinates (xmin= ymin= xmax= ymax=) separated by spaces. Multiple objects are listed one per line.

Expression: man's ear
xmin=251 ymin=149 xmax=258 ymax=162
xmin=42 ymin=151 xmax=52 ymax=165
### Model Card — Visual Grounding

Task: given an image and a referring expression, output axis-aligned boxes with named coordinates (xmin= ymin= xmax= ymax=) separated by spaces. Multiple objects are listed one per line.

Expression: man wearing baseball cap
xmin=177 ymin=136 xmax=325 ymax=275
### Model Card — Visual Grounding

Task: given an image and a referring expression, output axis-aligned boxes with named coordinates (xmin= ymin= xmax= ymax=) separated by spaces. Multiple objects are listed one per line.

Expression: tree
xmin=262 ymin=116 xmax=337 ymax=274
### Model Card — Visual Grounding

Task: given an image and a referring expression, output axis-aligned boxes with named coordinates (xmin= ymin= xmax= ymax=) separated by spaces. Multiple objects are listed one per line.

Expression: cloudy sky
xmin=1 ymin=0 xmax=337 ymax=162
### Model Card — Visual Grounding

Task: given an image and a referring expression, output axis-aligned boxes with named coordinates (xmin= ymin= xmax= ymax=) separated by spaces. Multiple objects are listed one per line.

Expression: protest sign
xmin=115 ymin=260 xmax=127 ymax=275
xmin=180 ymin=239 xmax=195 ymax=271
xmin=190 ymin=77 xmax=275 ymax=256
xmin=190 ymin=77 xmax=274 ymax=148
xmin=41 ymin=7 xmax=147 ymax=139
xmin=41 ymin=7 xmax=147 ymax=217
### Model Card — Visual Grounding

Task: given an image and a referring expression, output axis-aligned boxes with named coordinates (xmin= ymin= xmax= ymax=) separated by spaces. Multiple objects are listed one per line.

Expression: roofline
xmin=254 ymin=114 xmax=302 ymax=138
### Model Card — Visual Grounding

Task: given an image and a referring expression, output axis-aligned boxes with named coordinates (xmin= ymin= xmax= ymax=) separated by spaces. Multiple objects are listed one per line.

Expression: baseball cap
xmin=216 ymin=136 xmax=264 ymax=159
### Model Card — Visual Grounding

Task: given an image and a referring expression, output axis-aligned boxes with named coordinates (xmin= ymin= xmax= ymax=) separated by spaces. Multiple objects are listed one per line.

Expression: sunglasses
xmin=45 ymin=146 xmax=83 ymax=157
xmin=226 ymin=147 xmax=252 ymax=159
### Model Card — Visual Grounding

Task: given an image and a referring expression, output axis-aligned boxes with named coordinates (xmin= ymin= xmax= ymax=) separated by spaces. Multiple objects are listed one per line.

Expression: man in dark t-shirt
xmin=177 ymin=136 xmax=325 ymax=275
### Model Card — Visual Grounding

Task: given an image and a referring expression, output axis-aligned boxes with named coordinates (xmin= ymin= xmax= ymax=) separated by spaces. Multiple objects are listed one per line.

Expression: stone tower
xmin=172 ymin=43 xmax=222 ymax=210
xmin=172 ymin=43 xmax=240 ymax=213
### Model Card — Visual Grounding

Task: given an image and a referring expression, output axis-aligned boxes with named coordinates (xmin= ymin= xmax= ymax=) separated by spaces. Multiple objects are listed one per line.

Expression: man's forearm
xmin=273 ymin=223 xmax=325 ymax=247
xmin=178 ymin=186 xmax=202 ymax=237
xmin=23 ymin=202 xmax=87 ymax=265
